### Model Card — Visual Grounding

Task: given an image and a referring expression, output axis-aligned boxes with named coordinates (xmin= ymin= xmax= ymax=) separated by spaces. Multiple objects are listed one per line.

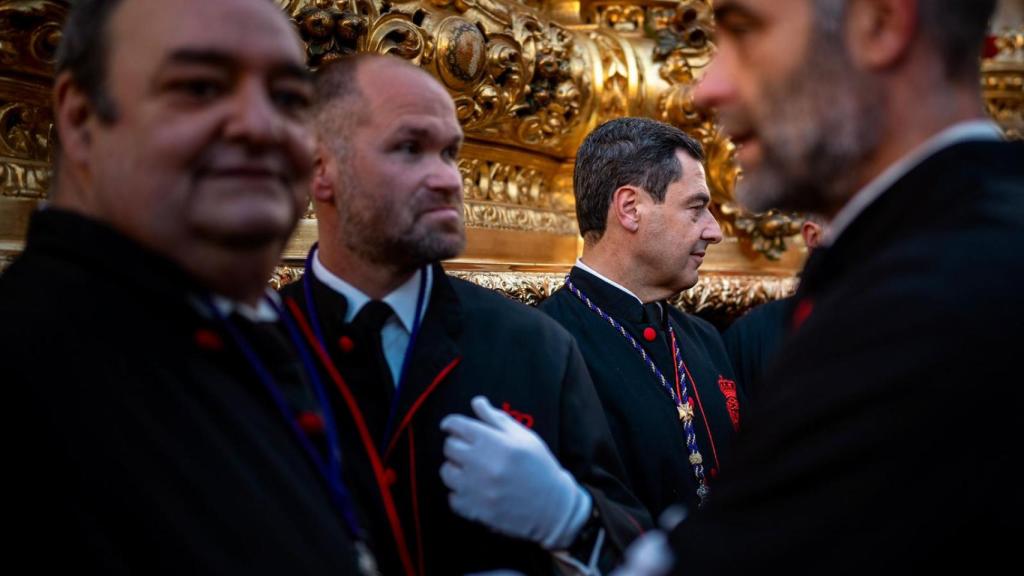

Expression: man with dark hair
xmin=613 ymin=0 xmax=1023 ymax=573
xmin=279 ymin=53 xmax=649 ymax=576
xmin=538 ymin=117 xmax=740 ymax=521
xmin=2 ymin=0 xmax=365 ymax=573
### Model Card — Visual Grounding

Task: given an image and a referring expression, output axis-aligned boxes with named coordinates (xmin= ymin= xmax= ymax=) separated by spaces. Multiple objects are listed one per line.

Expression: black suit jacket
xmin=539 ymin=266 xmax=742 ymax=519
xmin=280 ymin=268 xmax=650 ymax=575
xmin=1 ymin=210 xmax=362 ymax=575
xmin=671 ymin=140 xmax=1024 ymax=573
xmin=722 ymin=295 xmax=794 ymax=401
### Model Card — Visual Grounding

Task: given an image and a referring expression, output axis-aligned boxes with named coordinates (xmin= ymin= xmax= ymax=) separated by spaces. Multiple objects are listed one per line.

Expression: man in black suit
xmin=279 ymin=54 xmax=649 ymax=575
xmin=538 ymin=118 xmax=742 ymax=521
xmin=612 ymin=0 xmax=1023 ymax=573
xmin=1 ymin=0 xmax=367 ymax=573
xmin=722 ymin=216 xmax=826 ymax=401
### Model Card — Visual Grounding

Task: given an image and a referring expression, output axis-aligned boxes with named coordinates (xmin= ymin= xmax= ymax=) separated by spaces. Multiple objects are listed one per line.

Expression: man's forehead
xmin=110 ymin=0 xmax=305 ymax=69
xmin=715 ymin=0 xmax=802 ymax=20
xmin=378 ymin=112 xmax=462 ymax=136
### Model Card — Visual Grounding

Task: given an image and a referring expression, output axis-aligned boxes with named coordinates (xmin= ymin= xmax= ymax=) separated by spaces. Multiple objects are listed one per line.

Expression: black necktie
xmin=351 ymin=300 xmax=395 ymax=388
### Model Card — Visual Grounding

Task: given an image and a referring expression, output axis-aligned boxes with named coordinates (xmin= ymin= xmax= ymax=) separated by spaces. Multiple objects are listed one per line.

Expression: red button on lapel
xmin=194 ymin=328 xmax=223 ymax=351
xmin=297 ymin=411 xmax=325 ymax=434
xmin=338 ymin=335 xmax=355 ymax=353
xmin=643 ymin=327 xmax=657 ymax=342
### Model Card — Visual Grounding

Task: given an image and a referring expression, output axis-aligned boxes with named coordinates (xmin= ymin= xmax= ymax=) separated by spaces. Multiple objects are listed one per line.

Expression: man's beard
xmin=733 ymin=19 xmax=885 ymax=215
xmin=337 ymin=178 xmax=467 ymax=271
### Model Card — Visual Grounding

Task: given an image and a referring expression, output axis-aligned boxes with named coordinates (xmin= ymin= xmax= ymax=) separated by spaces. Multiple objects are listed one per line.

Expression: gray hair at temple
xmin=574 ymin=117 xmax=704 ymax=242
xmin=813 ymin=0 xmax=996 ymax=80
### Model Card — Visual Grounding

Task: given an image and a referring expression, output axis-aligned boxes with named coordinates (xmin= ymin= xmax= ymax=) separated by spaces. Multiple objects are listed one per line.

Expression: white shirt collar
xmin=575 ymin=258 xmax=644 ymax=305
xmin=311 ymin=248 xmax=431 ymax=332
xmin=206 ymin=289 xmax=281 ymax=323
xmin=825 ymin=120 xmax=1004 ymax=245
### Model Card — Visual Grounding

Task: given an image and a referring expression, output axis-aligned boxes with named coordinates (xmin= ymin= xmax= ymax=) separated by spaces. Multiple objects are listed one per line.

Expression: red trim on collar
xmin=383 ymin=357 xmax=461 ymax=462
xmin=285 ymin=297 xmax=417 ymax=576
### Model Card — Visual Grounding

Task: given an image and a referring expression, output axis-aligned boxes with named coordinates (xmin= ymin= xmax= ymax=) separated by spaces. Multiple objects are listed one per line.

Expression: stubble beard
xmin=735 ymin=23 xmax=885 ymax=215
xmin=337 ymin=179 xmax=467 ymax=272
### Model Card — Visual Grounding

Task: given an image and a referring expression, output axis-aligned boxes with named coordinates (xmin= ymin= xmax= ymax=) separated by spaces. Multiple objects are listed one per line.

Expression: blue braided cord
xmin=565 ymin=278 xmax=709 ymax=505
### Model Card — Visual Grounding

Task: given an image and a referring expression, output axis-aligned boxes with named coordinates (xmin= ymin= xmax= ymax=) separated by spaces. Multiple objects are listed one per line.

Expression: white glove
xmin=440 ymin=396 xmax=592 ymax=550
xmin=608 ymin=530 xmax=674 ymax=576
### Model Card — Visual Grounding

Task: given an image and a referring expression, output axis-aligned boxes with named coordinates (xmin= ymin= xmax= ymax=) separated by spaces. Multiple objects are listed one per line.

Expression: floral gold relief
xmin=2 ymin=0 xmax=1019 ymax=317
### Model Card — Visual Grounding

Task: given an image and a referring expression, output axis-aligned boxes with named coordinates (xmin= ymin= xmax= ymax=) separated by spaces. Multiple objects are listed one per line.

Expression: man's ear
xmin=610 ymin=185 xmax=641 ymax=233
xmin=53 ymin=71 xmax=95 ymax=173
xmin=845 ymin=0 xmax=917 ymax=71
xmin=311 ymin=143 xmax=337 ymax=203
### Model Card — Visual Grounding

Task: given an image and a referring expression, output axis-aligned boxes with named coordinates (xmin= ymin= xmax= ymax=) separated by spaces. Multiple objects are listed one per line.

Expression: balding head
xmin=310 ymin=54 xmax=464 ymax=289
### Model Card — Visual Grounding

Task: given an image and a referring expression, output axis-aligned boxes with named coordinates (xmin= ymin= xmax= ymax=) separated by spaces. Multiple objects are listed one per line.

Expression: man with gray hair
xmin=539 ymin=117 xmax=741 ymax=522
xmin=617 ymin=0 xmax=1023 ymax=573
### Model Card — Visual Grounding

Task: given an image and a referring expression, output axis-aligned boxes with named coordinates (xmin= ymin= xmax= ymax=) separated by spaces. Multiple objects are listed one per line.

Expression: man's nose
xmin=692 ymin=49 xmax=737 ymax=113
xmin=224 ymin=79 xmax=282 ymax=147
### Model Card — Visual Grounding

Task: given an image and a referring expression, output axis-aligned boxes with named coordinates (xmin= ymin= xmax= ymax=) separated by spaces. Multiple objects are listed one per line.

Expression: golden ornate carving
xmin=0 ymin=1 xmax=62 ymax=201
xmin=273 ymin=264 xmax=797 ymax=317
xmin=32 ymin=0 xmax=1024 ymax=318
xmin=667 ymin=273 xmax=797 ymax=317
xmin=271 ymin=265 xmax=305 ymax=291
xmin=0 ymin=0 xmax=65 ymax=79
xmin=292 ymin=0 xmax=369 ymax=66
xmin=463 ymin=200 xmax=576 ymax=234
xmin=982 ymin=27 xmax=1024 ymax=141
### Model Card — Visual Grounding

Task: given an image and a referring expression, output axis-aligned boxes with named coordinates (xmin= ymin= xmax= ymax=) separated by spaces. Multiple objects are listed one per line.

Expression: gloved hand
xmin=440 ymin=396 xmax=592 ymax=550
xmin=608 ymin=530 xmax=674 ymax=576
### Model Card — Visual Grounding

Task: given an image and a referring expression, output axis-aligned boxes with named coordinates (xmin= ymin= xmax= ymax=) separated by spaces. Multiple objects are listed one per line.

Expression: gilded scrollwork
xmin=448 ymin=269 xmax=797 ymax=314
xmin=459 ymin=154 xmax=576 ymax=233
xmin=292 ymin=0 xmax=370 ymax=66
xmin=274 ymin=264 xmax=796 ymax=319
xmin=463 ymin=201 xmax=577 ymax=234
xmin=982 ymin=28 xmax=1023 ymax=141
xmin=588 ymin=29 xmax=634 ymax=121
xmin=668 ymin=273 xmax=798 ymax=317
xmin=271 ymin=265 xmax=306 ymax=290
xmin=0 ymin=1 xmax=62 ymax=200
xmin=0 ymin=0 xmax=65 ymax=79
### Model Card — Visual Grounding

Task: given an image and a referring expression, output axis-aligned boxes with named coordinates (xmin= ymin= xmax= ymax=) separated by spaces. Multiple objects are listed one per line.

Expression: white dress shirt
xmin=312 ymin=249 xmax=433 ymax=386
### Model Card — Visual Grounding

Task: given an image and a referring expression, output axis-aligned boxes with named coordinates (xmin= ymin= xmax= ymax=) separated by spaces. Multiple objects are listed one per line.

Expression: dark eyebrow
xmin=391 ymin=124 xmax=464 ymax=147
xmin=158 ymin=49 xmax=312 ymax=83
xmin=687 ymin=190 xmax=712 ymax=206
xmin=713 ymin=1 xmax=761 ymax=25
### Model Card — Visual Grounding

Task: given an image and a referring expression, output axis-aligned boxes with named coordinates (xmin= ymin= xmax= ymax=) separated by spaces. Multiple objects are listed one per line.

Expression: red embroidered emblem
xmin=717 ymin=375 xmax=741 ymax=431
xmin=501 ymin=402 xmax=535 ymax=429
xmin=792 ymin=298 xmax=814 ymax=331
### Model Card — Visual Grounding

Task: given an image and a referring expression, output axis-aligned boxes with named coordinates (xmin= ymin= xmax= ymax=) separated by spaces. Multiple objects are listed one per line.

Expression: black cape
xmin=1 ymin=209 xmax=362 ymax=574
xmin=539 ymin=266 xmax=742 ymax=519
xmin=671 ymin=140 xmax=1024 ymax=573
xmin=280 ymin=268 xmax=651 ymax=575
